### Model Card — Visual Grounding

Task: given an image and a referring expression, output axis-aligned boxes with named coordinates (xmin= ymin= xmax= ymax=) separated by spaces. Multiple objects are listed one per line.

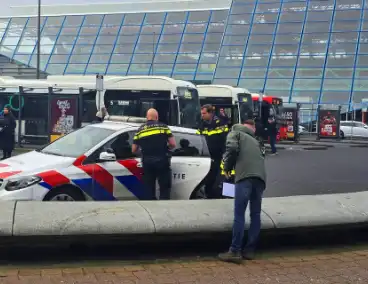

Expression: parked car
xmin=340 ymin=121 xmax=368 ymax=139
xmin=0 ymin=119 xmax=211 ymax=201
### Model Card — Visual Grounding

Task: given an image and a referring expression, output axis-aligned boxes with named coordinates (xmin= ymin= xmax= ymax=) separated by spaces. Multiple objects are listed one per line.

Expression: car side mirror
xmin=99 ymin=148 xmax=116 ymax=162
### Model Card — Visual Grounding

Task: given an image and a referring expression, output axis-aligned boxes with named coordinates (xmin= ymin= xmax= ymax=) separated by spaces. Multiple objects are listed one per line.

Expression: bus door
xmin=237 ymin=93 xmax=253 ymax=123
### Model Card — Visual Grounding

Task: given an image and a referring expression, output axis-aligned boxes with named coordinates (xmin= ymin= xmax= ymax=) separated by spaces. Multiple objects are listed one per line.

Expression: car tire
xmin=43 ymin=186 xmax=85 ymax=201
xmin=340 ymin=130 xmax=345 ymax=139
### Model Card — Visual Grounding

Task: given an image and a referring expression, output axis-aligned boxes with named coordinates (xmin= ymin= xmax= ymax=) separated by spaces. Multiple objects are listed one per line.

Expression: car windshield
xmin=40 ymin=126 xmax=115 ymax=158
xmin=177 ymin=87 xmax=201 ymax=129
xmin=237 ymin=93 xmax=253 ymax=123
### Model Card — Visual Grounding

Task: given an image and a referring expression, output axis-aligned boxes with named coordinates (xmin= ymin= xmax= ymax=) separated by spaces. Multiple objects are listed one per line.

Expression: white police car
xmin=0 ymin=117 xmax=211 ymax=201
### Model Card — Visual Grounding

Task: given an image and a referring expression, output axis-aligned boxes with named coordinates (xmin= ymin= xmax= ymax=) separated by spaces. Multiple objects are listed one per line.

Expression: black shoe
xmin=242 ymin=250 xmax=255 ymax=260
xmin=218 ymin=250 xmax=242 ymax=264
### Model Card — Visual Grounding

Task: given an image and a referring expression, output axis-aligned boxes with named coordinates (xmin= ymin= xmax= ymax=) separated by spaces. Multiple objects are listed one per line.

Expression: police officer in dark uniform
xmin=132 ymin=108 xmax=176 ymax=200
xmin=196 ymin=104 xmax=229 ymax=199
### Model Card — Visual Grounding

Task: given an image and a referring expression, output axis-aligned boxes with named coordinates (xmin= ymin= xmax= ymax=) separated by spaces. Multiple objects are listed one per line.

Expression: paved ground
xmin=264 ymin=147 xmax=368 ymax=197
xmin=0 ymin=248 xmax=367 ymax=283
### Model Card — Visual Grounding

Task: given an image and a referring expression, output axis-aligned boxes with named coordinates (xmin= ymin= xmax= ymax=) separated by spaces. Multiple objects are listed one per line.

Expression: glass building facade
xmin=0 ymin=0 xmax=367 ymax=109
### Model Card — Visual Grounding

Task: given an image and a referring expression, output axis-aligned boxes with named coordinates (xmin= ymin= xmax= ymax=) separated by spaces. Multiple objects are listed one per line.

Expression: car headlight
xmin=5 ymin=176 xmax=41 ymax=191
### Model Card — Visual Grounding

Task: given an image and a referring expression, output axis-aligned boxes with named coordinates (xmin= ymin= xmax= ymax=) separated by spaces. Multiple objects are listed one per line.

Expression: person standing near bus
xmin=0 ymin=107 xmax=16 ymax=159
xmin=196 ymin=104 xmax=229 ymax=199
xmin=132 ymin=108 xmax=176 ymax=200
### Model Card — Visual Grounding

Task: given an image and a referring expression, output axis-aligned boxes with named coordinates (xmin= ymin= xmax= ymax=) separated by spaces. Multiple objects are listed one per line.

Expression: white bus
xmin=0 ymin=75 xmax=202 ymax=129
xmin=47 ymin=75 xmax=201 ymax=129
xmin=197 ymin=85 xmax=254 ymax=126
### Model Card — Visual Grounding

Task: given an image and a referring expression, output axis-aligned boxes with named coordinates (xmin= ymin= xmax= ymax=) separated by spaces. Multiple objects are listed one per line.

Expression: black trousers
xmin=142 ymin=162 xmax=172 ymax=200
xmin=2 ymin=150 xmax=12 ymax=160
xmin=204 ymin=159 xmax=222 ymax=199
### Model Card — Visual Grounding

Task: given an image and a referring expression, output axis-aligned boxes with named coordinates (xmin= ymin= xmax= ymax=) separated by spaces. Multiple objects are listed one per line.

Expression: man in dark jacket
xmin=0 ymin=107 xmax=16 ymax=159
xmin=218 ymin=119 xmax=266 ymax=264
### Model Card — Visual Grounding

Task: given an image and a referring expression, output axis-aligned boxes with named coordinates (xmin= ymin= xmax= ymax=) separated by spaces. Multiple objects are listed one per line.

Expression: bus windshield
xmin=177 ymin=87 xmax=201 ymax=129
xmin=237 ymin=93 xmax=253 ymax=123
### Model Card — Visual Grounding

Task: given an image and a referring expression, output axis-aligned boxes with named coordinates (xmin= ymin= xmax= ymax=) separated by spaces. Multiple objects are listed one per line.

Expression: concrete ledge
xmin=13 ymin=202 xmax=155 ymax=236
xmin=6 ymin=191 xmax=368 ymax=237
xmin=139 ymin=200 xmax=274 ymax=233
xmin=0 ymin=202 xmax=16 ymax=236
xmin=262 ymin=192 xmax=368 ymax=229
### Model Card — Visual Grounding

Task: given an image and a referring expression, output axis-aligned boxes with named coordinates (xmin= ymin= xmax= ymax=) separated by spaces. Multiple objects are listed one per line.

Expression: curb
xmin=349 ymin=144 xmax=368 ymax=148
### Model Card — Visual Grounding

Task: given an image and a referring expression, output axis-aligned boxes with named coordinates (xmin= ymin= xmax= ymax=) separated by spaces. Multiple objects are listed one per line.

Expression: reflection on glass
xmin=177 ymin=87 xmax=201 ymax=129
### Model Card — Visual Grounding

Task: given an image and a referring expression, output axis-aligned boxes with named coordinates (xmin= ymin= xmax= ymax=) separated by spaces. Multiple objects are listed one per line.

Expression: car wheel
xmin=340 ymin=130 xmax=345 ymax=139
xmin=191 ymin=186 xmax=206 ymax=199
xmin=43 ymin=186 xmax=85 ymax=201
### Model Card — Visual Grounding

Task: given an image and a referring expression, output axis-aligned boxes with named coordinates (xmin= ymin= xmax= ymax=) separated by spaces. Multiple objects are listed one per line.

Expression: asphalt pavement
xmin=12 ymin=146 xmax=368 ymax=198
xmin=265 ymin=146 xmax=368 ymax=197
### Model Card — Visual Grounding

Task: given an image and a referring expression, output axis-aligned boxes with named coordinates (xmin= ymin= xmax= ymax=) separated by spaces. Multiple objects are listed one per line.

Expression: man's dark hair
xmin=201 ymin=104 xmax=215 ymax=113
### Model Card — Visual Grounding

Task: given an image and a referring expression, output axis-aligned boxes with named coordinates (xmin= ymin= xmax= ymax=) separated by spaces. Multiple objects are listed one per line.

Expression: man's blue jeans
xmin=230 ymin=178 xmax=265 ymax=253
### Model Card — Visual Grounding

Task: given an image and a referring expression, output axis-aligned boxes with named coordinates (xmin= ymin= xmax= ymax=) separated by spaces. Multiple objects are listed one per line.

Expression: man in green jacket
xmin=218 ymin=119 xmax=266 ymax=264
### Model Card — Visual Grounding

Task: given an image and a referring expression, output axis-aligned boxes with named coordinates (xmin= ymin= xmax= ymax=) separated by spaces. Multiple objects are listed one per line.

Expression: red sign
xmin=51 ymin=97 xmax=78 ymax=136
xmin=319 ymin=110 xmax=339 ymax=137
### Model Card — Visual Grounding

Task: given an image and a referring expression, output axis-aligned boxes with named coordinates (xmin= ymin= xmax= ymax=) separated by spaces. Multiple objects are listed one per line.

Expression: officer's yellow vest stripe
xmin=134 ymin=128 xmax=171 ymax=140
xmin=198 ymin=127 xmax=229 ymax=136
xmin=220 ymin=161 xmax=235 ymax=175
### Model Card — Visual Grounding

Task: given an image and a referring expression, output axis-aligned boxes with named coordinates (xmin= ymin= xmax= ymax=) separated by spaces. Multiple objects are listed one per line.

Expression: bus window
xmin=237 ymin=93 xmax=253 ymax=123
xmin=177 ymin=87 xmax=201 ymax=129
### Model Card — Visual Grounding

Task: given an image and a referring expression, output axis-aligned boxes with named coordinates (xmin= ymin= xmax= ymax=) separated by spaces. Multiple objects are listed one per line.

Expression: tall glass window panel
xmin=282 ymin=1 xmax=307 ymax=13
xmin=1 ymin=18 xmax=27 ymax=48
xmin=232 ymin=2 xmax=256 ymax=14
xmin=207 ymin=23 xmax=225 ymax=34
xmin=75 ymin=36 xmax=96 ymax=45
xmin=94 ymin=44 xmax=114 ymax=55
xmin=353 ymin=79 xmax=368 ymax=91
xmin=128 ymin=64 xmax=151 ymax=74
xmin=64 ymin=16 xmax=84 ymax=27
xmin=214 ymin=67 xmax=241 ymax=79
xmin=251 ymin=23 xmax=276 ymax=34
xmin=328 ymin=42 xmax=357 ymax=55
xmin=300 ymin=33 xmax=329 ymax=54
xmin=182 ymin=33 xmax=205 ymax=44
xmin=179 ymin=43 xmax=202 ymax=54
xmin=332 ymin=20 xmax=359 ymax=32
xmin=277 ymin=22 xmax=303 ymax=34
xmin=253 ymin=13 xmax=279 ymax=24
xmin=153 ymin=53 xmax=176 ymax=64
xmin=176 ymin=53 xmax=199 ymax=64
xmin=185 ymin=23 xmax=207 ymax=34
xmin=65 ymin=64 xmax=87 ymax=74
xmin=49 ymin=54 xmax=70 ymax=64
xmin=293 ymin=79 xmax=322 ymax=91
xmin=210 ymin=10 xmax=228 ymax=23
xmin=256 ymin=3 xmax=281 ymax=14
xmin=144 ymin=13 xmax=166 ymax=25
xmin=238 ymin=78 xmax=266 ymax=91
xmin=245 ymin=44 xmax=272 ymax=57
xmin=279 ymin=12 xmax=305 ymax=23
xmin=141 ymin=25 xmax=162 ymax=35
xmin=306 ymin=11 xmax=333 ymax=22
xmin=272 ymin=44 xmax=299 ymax=56
xmin=356 ymin=54 xmax=368 ymax=67
xmin=102 ymin=14 xmax=124 ymax=26
xmin=362 ymin=10 xmax=368 ymax=31
xmin=85 ymin=64 xmax=107 ymax=74
xmin=28 ymin=53 xmax=50 ymax=71
xmin=165 ymin=12 xmax=187 ymax=24
xmin=269 ymin=55 xmax=298 ymax=67
xmin=295 ymin=68 xmax=324 ymax=78
xmin=323 ymin=78 xmax=352 ymax=91
xmin=274 ymin=34 xmax=301 ymax=45
xmin=47 ymin=64 xmax=68 ymax=74
xmin=157 ymin=43 xmax=180 ymax=53
xmin=95 ymin=35 xmax=117 ymax=45
xmin=110 ymin=53 xmax=132 ymax=63
xmin=151 ymin=64 xmax=173 ymax=75
xmin=202 ymin=33 xmax=223 ymax=52
xmin=243 ymin=56 xmax=270 ymax=67
xmin=173 ymin=63 xmax=197 ymax=74
xmin=297 ymin=55 xmax=326 ymax=68
xmin=326 ymin=54 xmax=355 ymax=68
xmin=320 ymin=91 xmax=350 ymax=104
xmin=71 ymin=45 xmax=93 ymax=55
xmin=290 ymin=90 xmax=320 ymax=104
xmin=106 ymin=64 xmax=129 ymax=74
xmin=199 ymin=53 xmax=218 ymax=64
xmin=304 ymin=21 xmax=331 ymax=33
xmin=228 ymin=14 xmax=253 ymax=25
xmin=196 ymin=62 xmax=216 ymax=74
xmin=248 ymin=34 xmax=274 ymax=45
xmin=131 ymin=53 xmax=155 ymax=64
xmin=336 ymin=0 xmax=362 ymax=8
xmin=351 ymin=92 xmax=368 ymax=104
xmin=225 ymin=24 xmax=250 ymax=37
xmin=220 ymin=45 xmax=244 ymax=58
xmin=161 ymin=24 xmax=185 ymax=36
xmin=325 ymin=68 xmax=353 ymax=78
xmin=88 ymin=54 xmax=111 ymax=64
xmin=222 ymin=35 xmax=248 ymax=46
xmin=240 ymin=67 xmax=267 ymax=78
xmin=124 ymin=14 xmax=144 ymax=26
xmin=334 ymin=9 xmax=361 ymax=21
xmin=267 ymin=68 xmax=295 ymax=79
xmin=360 ymin=32 xmax=368 ymax=44
xmin=218 ymin=56 xmax=242 ymax=67
xmin=265 ymin=78 xmax=293 ymax=91
xmin=188 ymin=11 xmax=210 ymax=23
xmin=69 ymin=53 xmax=90 ymax=64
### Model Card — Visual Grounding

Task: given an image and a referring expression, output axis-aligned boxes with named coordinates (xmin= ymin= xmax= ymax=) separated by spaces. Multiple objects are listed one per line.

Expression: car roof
xmin=88 ymin=121 xmax=198 ymax=134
